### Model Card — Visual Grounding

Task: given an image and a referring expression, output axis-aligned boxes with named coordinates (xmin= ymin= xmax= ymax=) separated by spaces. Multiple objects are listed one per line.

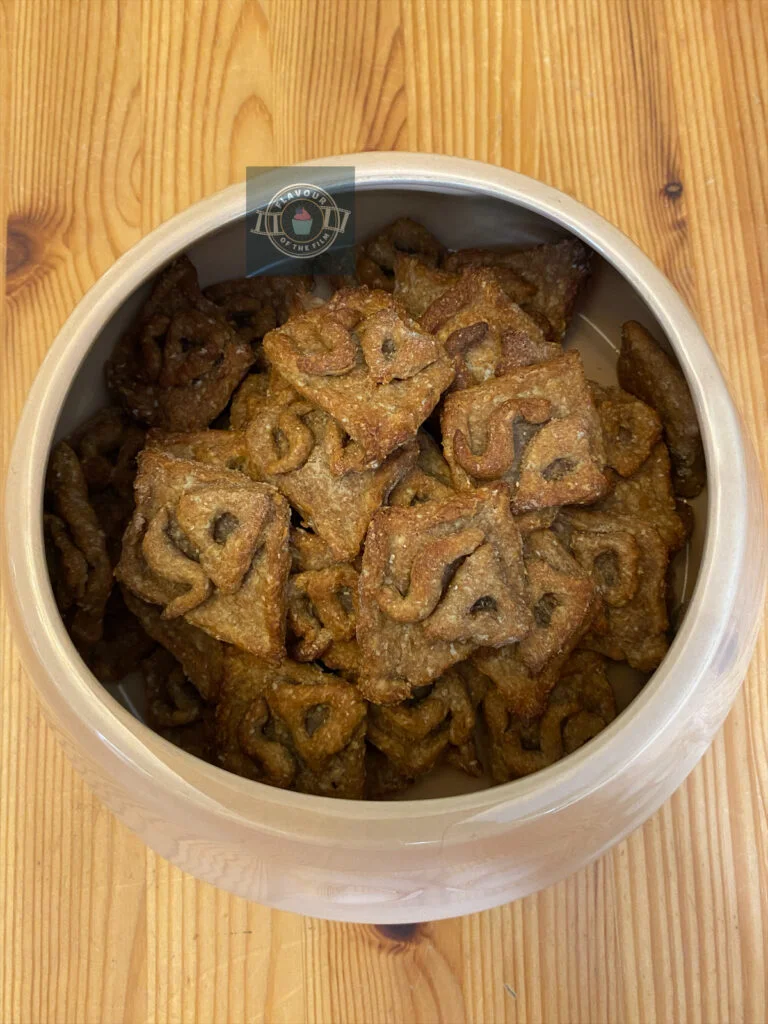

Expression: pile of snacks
xmin=44 ymin=219 xmax=706 ymax=799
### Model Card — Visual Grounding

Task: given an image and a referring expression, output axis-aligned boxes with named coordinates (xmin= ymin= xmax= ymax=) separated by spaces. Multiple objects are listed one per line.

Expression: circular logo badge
xmin=256 ymin=182 xmax=350 ymax=260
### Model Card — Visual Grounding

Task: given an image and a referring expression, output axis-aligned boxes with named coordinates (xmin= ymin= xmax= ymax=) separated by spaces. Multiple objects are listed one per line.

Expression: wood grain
xmin=1 ymin=1 xmax=766 ymax=1021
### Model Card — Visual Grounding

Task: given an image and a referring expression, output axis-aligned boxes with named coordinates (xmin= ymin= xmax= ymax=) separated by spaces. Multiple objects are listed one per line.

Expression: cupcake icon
xmin=292 ymin=205 xmax=313 ymax=236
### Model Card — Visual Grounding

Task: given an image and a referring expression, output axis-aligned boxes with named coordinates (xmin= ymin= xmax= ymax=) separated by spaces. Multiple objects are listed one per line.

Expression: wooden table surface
xmin=2 ymin=2 xmax=767 ymax=1022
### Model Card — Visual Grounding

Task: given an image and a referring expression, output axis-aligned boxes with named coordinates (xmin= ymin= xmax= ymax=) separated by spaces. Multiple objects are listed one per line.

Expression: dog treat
xmin=117 ymin=451 xmax=290 ymax=659
xmin=484 ymin=649 xmax=616 ymax=782
xmin=595 ymin=442 xmax=689 ymax=552
xmin=287 ymin=563 xmax=358 ymax=663
xmin=145 ymin=428 xmax=253 ymax=476
xmin=589 ymin=382 xmax=663 ymax=477
xmin=47 ymin=224 xmax=703 ymax=799
xmin=557 ymin=509 xmax=672 ymax=671
xmin=367 ymin=667 xmax=483 ymax=782
xmin=107 ymin=255 xmax=254 ymax=431
xmin=357 ymin=217 xmax=446 ymax=291
xmin=45 ymin=442 xmax=113 ymax=651
xmin=442 ymin=351 xmax=607 ymax=511
xmin=122 ymin=588 xmax=226 ymax=702
xmin=216 ymin=651 xmax=367 ymax=798
xmin=388 ymin=429 xmax=455 ymax=507
xmin=420 ymin=269 xmax=553 ymax=388
xmin=204 ymin=274 xmax=320 ymax=356
xmin=245 ymin=382 xmax=417 ymax=561
xmin=617 ymin=321 xmax=706 ymax=497
xmin=358 ymin=485 xmax=531 ymax=703
xmin=443 ymin=238 xmax=592 ymax=341
xmin=263 ymin=287 xmax=455 ymax=463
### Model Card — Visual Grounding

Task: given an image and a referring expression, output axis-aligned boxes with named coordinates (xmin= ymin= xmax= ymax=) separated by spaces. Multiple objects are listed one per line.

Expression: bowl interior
xmin=52 ymin=186 xmax=707 ymax=800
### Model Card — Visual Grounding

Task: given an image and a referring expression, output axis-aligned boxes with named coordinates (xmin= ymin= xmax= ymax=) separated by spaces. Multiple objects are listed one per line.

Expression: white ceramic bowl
xmin=4 ymin=153 xmax=766 ymax=923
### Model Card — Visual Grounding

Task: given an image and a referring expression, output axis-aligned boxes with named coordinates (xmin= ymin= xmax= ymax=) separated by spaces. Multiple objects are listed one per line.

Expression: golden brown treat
xmin=67 ymin=411 xmax=145 ymax=564
xmin=484 ymin=649 xmax=616 ymax=782
xmin=287 ymin=563 xmax=358 ymax=662
xmin=595 ymin=442 xmax=689 ymax=552
xmin=617 ymin=321 xmax=706 ymax=497
xmin=215 ymin=652 xmax=367 ymax=798
xmin=518 ymin=529 xmax=598 ymax=673
xmin=473 ymin=646 xmax=567 ymax=721
xmin=367 ymin=668 xmax=483 ymax=783
xmin=393 ymin=253 xmax=536 ymax=323
xmin=358 ymin=484 xmax=532 ymax=703
xmin=495 ymin=331 xmax=562 ymax=374
xmin=289 ymin=527 xmax=339 ymax=572
xmin=145 ymin=428 xmax=253 ymax=476
xmin=442 ymin=351 xmax=607 ymax=512
xmin=393 ymin=255 xmax=461 ymax=318
xmin=443 ymin=238 xmax=592 ymax=341
xmin=45 ymin=442 xmax=113 ymax=651
xmin=263 ymin=287 xmax=455 ymax=463
xmin=87 ymin=588 xmax=157 ymax=684
xmin=420 ymin=269 xmax=552 ymax=388
xmin=389 ymin=430 xmax=455 ymax=507
xmin=557 ymin=509 xmax=671 ymax=671
xmin=122 ymin=588 xmax=226 ymax=702
xmin=589 ymin=382 xmax=663 ymax=477
xmin=203 ymin=275 xmax=320 ymax=353
xmin=117 ymin=452 xmax=290 ymax=660
xmin=143 ymin=648 xmax=206 ymax=731
xmin=357 ymin=218 xmax=446 ymax=291
xmin=245 ymin=383 xmax=418 ymax=562
xmin=107 ymin=255 xmax=254 ymax=431
xmin=229 ymin=372 xmax=270 ymax=430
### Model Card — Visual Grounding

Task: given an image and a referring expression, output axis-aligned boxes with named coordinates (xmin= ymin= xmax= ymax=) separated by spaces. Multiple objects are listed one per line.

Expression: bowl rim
xmin=3 ymin=152 xmax=748 ymax=834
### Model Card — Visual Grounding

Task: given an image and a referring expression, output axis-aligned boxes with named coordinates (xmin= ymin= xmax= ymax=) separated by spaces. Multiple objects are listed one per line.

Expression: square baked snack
xmin=263 ymin=286 xmax=455 ymax=463
xmin=443 ymin=238 xmax=592 ymax=342
xmin=357 ymin=484 xmax=532 ymax=703
xmin=556 ymin=508 xmax=672 ymax=671
xmin=216 ymin=651 xmax=367 ymax=798
xmin=419 ymin=268 xmax=555 ymax=388
xmin=442 ymin=350 xmax=607 ymax=511
xmin=107 ymin=255 xmax=254 ymax=431
xmin=244 ymin=380 xmax=417 ymax=561
xmin=117 ymin=451 xmax=290 ymax=659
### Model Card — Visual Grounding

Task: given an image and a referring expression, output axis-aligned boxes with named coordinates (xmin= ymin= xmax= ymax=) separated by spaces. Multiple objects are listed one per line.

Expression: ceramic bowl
xmin=4 ymin=153 xmax=765 ymax=922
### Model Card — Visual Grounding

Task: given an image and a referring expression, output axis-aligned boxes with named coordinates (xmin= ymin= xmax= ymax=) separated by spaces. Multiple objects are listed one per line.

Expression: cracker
xmin=617 ymin=321 xmax=706 ymax=497
xmin=444 ymin=238 xmax=592 ymax=341
xmin=203 ymin=275 xmax=320 ymax=351
xmin=263 ymin=287 xmax=455 ymax=463
xmin=117 ymin=452 xmax=290 ymax=660
xmin=442 ymin=350 xmax=607 ymax=511
xmin=358 ymin=484 xmax=531 ymax=702
xmin=107 ymin=255 xmax=254 ymax=430
xmin=143 ymin=648 xmax=207 ymax=731
xmin=287 ymin=563 xmax=358 ymax=663
xmin=420 ymin=269 xmax=552 ymax=388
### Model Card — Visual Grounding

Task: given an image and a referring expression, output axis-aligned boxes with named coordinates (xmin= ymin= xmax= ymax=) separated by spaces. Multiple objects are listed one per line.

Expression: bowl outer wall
xmin=3 ymin=152 xmax=766 ymax=922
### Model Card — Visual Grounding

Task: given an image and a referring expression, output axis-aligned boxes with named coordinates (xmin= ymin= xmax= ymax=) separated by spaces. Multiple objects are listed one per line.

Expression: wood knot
xmin=5 ymin=216 xmax=45 ymax=295
xmin=373 ymin=922 xmax=421 ymax=944
xmin=662 ymin=180 xmax=683 ymax=201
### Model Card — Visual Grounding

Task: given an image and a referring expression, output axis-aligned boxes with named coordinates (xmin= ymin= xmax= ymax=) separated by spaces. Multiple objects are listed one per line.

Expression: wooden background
xmin=1 ymin=1 xmax=767 ymax=1021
